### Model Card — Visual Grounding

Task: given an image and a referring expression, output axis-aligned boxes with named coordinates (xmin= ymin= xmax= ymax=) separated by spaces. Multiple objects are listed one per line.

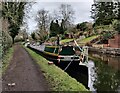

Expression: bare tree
xmin=20 ymin=27 xmax=28 ymax=41
xmin=52 ymin=10 xmax=61 ymax=21
xmin=23 ymin=2 xmax=36 ymax=32
xmin=36 ymin=9 xmax=51 ymax=32
xmin=59 ymin=4 xmax=75 ymax=28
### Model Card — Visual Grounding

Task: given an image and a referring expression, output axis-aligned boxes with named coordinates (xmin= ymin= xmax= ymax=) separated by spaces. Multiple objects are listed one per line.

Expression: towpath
xmin=2 ymin=44 xmax=49 ymax=91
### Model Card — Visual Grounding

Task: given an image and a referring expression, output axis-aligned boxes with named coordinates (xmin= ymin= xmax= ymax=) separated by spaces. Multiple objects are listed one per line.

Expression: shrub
xmin=2 ymin=31 xmax=12 ymax=55
xmin=49 ymin=37 xmax=57 ymax=42
xmin=112 ymin=20 xmax=120 ymax=34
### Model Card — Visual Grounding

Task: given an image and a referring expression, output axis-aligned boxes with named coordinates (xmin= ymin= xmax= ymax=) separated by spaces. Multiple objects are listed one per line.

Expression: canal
xmin=28 ymin=45 xmax=120 ymax=92
xmin=88 ymin=52 xmax=120 ymax=92
xmin=64 ymin=52 xmax=120 ymax=92
xmin=55 ymin=53 xmax=120 ymax=93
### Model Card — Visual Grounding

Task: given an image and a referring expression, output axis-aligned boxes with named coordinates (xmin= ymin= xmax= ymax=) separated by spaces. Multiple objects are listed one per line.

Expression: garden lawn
xmin=60 ymin=39 xmax=74 ymax=44
xmin=77 ymin=35 xmax=99 ymax=45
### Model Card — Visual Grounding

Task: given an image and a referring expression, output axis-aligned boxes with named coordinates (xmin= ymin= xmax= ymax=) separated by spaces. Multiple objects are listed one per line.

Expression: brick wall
xmin=108 ymin=34 xmax=120 ymax=48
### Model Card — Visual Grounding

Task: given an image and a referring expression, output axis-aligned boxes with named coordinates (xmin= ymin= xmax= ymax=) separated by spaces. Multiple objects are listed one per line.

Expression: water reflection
xmin=89 ymin=52 xmax=120 ymax=92
xmin=87 ymin=60 xmax=96 ymax=91
xmin=90 ymin=53 xmax=120 ymax=71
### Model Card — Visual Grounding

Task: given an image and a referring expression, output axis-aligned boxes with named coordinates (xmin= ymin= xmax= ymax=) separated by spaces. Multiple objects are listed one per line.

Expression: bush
xmin=112 ymin=20 xmax=120 ymax=34
xmin=49 ymin=37 xmax=57 ymax=42
xmin=0 ymin=31 xmax=2 ymax=59
xmin=2 ymin=31 xmax=12 ymax=55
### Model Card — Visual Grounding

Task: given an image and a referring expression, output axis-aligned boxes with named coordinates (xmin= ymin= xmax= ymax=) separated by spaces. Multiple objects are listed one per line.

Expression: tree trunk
xmin=57 ymin=35 xmax=60 ymax=46
xmin=12 ymin=37 xmax=15 ymax=44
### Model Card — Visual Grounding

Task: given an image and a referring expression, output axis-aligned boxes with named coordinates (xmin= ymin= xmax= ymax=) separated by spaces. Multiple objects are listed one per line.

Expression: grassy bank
xmin=77 ymin=35 xmax=99 ymax=46
xmin=26 ymin=47 xmax=89 ymax=91
xmin=2 ymin=47 xmax=14 ymax=74
xmin=80 ymin=35 xmax=99 ymax=43
xmin=60 ymin=39 xmax=73 ymax=43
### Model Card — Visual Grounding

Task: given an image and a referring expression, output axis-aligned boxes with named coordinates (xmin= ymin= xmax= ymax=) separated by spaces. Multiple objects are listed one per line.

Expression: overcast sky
xmin=25 ymin=0 xmax=94 ymax=33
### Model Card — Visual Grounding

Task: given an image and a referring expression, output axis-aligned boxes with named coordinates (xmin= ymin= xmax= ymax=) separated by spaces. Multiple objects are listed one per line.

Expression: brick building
xmin=108 ymin=34 xmax=120 ymax=48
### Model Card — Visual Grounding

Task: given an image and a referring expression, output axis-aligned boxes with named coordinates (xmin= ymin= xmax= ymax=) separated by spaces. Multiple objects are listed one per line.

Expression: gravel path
xmin=2 ymin=45 xmax=49 ymax=91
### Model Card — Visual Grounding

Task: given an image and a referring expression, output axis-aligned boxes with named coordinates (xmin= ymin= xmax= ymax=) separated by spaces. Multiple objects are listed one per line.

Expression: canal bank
xmin=89 ymin=47 xmax=120 ymax=55
xmin=26 ymin=44 xmax=120 ymax=92
xmin=25 ymin=46 xmax=89 ymax=91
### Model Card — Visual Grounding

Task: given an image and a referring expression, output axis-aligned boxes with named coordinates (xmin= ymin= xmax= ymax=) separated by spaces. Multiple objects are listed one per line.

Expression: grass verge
xmin=26 ymin=47 xmax=89 ymax=91
xmin=2 ymin=47 xmax=14 ymax=74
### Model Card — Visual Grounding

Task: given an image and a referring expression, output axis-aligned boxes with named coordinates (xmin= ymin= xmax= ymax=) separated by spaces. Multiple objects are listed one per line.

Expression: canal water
xmin=65 ymin=52 xmax=120 ymax=92
xmin=88 ymin=52 xmax=120 ymax=92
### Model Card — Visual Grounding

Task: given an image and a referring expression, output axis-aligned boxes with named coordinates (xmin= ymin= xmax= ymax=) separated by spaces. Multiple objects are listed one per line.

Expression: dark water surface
xmin=88 ymin=53 xmax=120 ymax=92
